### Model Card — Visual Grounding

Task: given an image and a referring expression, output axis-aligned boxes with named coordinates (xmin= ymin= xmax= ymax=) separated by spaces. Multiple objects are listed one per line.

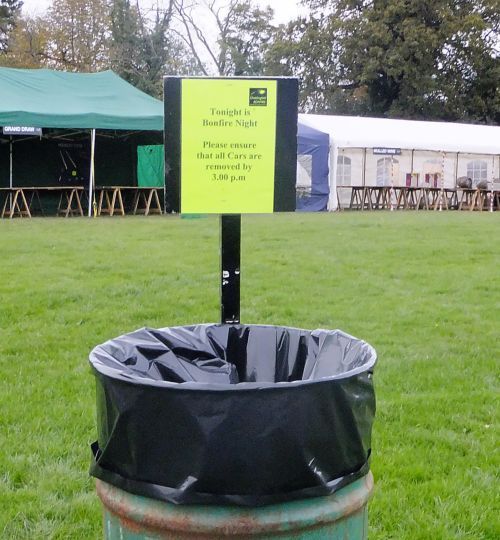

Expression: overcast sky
xmin=22 ymin=0 xmax=306 ymax=23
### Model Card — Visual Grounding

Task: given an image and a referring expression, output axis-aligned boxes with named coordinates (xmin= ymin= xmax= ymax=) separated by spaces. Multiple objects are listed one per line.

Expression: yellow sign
xmin=181 ymin=79 xmax=277 ymax=213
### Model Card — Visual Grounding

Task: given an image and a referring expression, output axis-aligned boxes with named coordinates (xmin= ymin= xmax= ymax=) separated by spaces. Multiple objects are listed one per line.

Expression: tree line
xmin=1 ymin=0 xmax=498 ymax=123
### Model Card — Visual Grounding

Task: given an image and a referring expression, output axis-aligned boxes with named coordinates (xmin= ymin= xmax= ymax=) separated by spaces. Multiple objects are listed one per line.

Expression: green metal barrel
xmin=96 ymin=471 xmax=374 ymax=539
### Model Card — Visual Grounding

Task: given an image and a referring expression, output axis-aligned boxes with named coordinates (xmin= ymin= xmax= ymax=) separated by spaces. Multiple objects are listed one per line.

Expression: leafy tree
xmin=218 ymin=0 xmax=275 ymax=75
xmin=174 ymin=0 xmax=276 ymax=75
xmin=267 ymin=0 xmax=500 ymax=123
xmin=110 ymin=0 xmax=140 ymax=81
xmin=0 ymin=0 xmax=23 ymax=53
xmin=110 ymin=0 xmax=198 ymax=97
xmin=43 ymin=0 xmax=111 ymax=71
xmin=434 ymin=0 xmax=500 ymax=123
xmin=265 ymin=15 xmax=352 ymax=113
xmin=1 ymin=14 xmax=48 ymax=68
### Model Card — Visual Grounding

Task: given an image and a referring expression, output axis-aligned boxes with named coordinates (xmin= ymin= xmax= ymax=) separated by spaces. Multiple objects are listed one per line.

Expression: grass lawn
xmin=0 ymin=212 xmax=498 ymax=539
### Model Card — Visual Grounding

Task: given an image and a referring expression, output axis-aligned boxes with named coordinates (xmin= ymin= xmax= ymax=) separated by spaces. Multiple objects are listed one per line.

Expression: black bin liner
xmin=89 ymin=324 xmax=376 ymax=506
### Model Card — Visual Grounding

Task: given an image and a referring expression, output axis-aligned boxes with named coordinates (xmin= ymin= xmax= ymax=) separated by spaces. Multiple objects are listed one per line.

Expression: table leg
xmin=367 ymin=188 xmax=376 ymax=209
xmin=377 ymin=188 xmax=384 ymax=209
xmin=1 ymin=192 xmax=9 ymax=218
xmin=63 ymin=190 xmax=73 ymax=217
xmin=404 ymin=189 xmax=411 ymax=209
xmin=409 ymin=190 xmax=416 ymax=209
xmin=75 ymin=190 xmax=84 ymax=216
xmin=349 ymin=188 xmax=355 ymax=209
xmin=117 ymin=189 xmax=125 ymax=215
xmin=144 ymin=190 xmax=154 ymax=215
xmin=97 ymin=190 xmax=104 ymax=215
xmin=478 ymin=191 xmax=486 ymax=212
xmin=353 ymin=189 xmax=359 ymax=210
xmin=396 ymin=189 xmax=406 ymax=209
xmin=19 ymin=189 xmax=32 ymax=218
xmin=423 ymin=190 xmax=430 ymax=210
xmin=132 ymin=191 xmax=140 ymax=214
xmin=443 ymin=192 xmax=449 ymax=210
xmin=382 ymin=187 xmax=390 ymax=209
xmin=57 ymin=192 xmax=64 ymax=215
xmin=447 ymin=191 xmax=457 ymax=210
xmin=429 ymin=191 xmax=436 ymax=209
xmin=105 ymin=191 xmax=112 ymax=215
xmin=153 ymin=189 xmax=162 ymax=214
xmin=469 ymin=192 xmax=476 ymax=212
xmin=433 ymin=190 xmax=448 ymax=211
xmin=458 ymin=191 xmax=465 ymax=210
xmin=9 ymin=190 xmax=20 ymax=218
xmin=109 ymin=189 xmax=118 ymax=217
xmin=415 ymin=190 xmax=422 ymax=210
xmin=363 ymin=187 xmax=373 ymax=210
xmin=336 ymin=187 xmax=342 ymax=211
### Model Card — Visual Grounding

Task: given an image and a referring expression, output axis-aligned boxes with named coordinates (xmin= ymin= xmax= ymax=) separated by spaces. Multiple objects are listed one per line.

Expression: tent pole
xmin=439 ymin=151 xmax=445 ymax=212
xmin=329 ymin=143 xmax=339 ymax=211
xmin=9 ymin=136 xmax=13 ymax=188
xmin=490 ymin=155 xmax=495 ymax=212
xmin=88 ymin=129 xmax=96 ymax=217
xmin=390 ymin=155 xmax=395 ymax=211
xmin=362 ymin=147 xmax=367 ymax=187
xmin=9 ymin=136 xmax=13 ymax=211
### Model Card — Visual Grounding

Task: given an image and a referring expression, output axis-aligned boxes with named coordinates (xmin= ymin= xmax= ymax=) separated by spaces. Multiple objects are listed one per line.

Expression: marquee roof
xmin=299 ymin=114 xmax=500 ymax=155
xmin=0 ymin=68 xmax=163 ymax=131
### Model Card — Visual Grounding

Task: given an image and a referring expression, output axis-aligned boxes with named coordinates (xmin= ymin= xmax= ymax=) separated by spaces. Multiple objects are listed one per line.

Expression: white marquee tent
xmin=298 ymin=114 xmax=500 ymax=210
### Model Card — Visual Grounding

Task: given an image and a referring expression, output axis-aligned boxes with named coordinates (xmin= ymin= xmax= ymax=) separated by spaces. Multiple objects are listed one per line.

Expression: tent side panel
xmin=296 ymin=123 xmax=330 ymax=211
xmin=137 ymin=145 xmax=165 ymax=188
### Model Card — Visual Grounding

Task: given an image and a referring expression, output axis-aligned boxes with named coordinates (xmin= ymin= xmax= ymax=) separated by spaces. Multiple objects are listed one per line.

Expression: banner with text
xmin=3 ymin=126 xmax=42 ymax=136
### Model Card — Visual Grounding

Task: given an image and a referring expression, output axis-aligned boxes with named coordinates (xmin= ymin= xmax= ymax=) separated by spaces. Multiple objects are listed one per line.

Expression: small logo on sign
xmin=249 ymin=88 xmax=267 ymax=106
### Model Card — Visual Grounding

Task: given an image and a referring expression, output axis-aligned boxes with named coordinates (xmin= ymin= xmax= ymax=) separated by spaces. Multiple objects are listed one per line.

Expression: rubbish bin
xmin=89 ymin=324 xmax=376 ymax=538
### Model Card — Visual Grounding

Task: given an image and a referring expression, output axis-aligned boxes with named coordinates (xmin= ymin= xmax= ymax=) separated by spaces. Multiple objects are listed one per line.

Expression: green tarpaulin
xmin=0 ymin=68 xmax=163 ymax=131
xmin=137 ymin=145 xmax=164 ymax=187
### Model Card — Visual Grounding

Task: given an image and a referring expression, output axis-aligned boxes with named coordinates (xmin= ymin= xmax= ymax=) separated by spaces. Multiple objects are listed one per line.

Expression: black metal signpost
xmin=163 ymin=77 xmax=298 ymax=324
xmin=220 ymin=214 xmax=241 ymax=324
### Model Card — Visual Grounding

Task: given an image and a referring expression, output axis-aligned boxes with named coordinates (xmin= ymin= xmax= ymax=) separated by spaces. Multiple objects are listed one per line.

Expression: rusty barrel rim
xmin=96 ymin=471 xmax=374 ymax=537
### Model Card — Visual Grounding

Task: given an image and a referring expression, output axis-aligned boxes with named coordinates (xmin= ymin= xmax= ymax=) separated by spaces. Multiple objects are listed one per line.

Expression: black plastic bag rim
xmin=89 ymin=324 xmax=377 ymax=391
xmin=90 ymin=441 xmax=372 ymax=506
